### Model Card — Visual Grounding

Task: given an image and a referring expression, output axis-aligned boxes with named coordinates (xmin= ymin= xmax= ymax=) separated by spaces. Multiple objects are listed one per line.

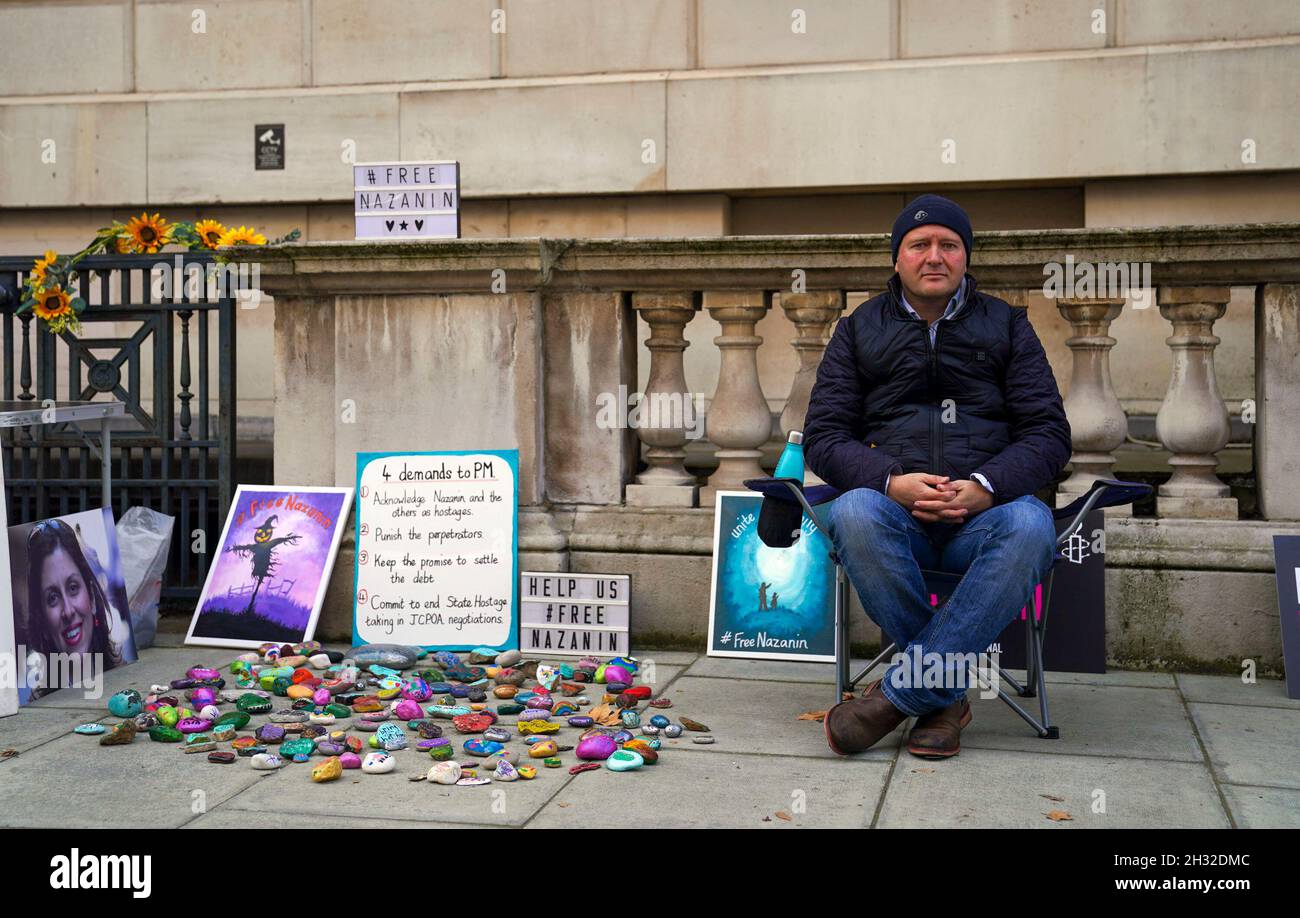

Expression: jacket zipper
xmin=930 ymin=322 xmax=944 ymax=477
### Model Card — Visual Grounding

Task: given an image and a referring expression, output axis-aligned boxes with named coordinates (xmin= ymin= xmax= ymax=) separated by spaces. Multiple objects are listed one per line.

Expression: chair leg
xmin=1022 ymin=609 xmax=1038 ymax=697
xmin=1031 ymin=574 xmax=1059 ymax=739
xmin=834 ymin=565 xmax=849 ymax=707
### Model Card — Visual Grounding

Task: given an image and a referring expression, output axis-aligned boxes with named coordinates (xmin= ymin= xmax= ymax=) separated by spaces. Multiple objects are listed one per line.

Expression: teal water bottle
xmin=773 ymin=430 xmax=805 ymax=482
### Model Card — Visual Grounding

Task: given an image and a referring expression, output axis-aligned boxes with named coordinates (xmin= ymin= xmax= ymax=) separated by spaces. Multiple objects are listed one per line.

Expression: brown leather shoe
xmin=906 ymin=696 xmax=972 ymax=759
xmin=824 ymin=679 xmax=908 ymax=755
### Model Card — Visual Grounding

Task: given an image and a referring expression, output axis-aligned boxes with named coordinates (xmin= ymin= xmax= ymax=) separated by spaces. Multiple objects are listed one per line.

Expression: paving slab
xmin=215 ymin=746 xmax=574 ymax=827
xmin=1177 ymin=674 xmax=1300 ymax=710
xmin=1187 ymin=701 xmax=1300 ymax=789
xmin=0 ymin=708 xmax=115 ymax=756
xmin=187 ymin=809 xmax=490 ymax=829
xmin=963 ymin=682 xmax=1203 ymax=762
xmin=654 ymin=676 xmax=903 ymax=761
xmin=1002 ymin=668 xmax=1177 ymax=689
xmin=529 ymin=749 xmax=889 ymax=828
xmin=0 ymin=730 xmax=268 ymax=828
xmin=682 ymin=655 xmax=879 ymax=684
xmin=876 ymin=747 xmax=1229 ymax=828
xmin=21 ymin=646 xmax=242 ymax=711
xmin=1220 ymin=784 xmax=1300 ymax=828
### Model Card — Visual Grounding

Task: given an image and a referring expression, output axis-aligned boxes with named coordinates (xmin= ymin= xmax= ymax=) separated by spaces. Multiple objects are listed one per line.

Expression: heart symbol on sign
xmin=385 ymin=220 xmax=395 ymax=231
xmin=415 ymin=219 xmax=424 ymax=231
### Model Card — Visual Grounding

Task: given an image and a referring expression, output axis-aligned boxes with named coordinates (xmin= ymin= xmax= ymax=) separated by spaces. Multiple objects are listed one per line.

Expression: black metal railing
xmin=0 ymin=252 xmax=238 ymax=602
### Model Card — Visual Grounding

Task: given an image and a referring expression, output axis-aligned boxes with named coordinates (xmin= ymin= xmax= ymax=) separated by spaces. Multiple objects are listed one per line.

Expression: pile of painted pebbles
xmin=79 ymin=642 xmax=714 ymax=786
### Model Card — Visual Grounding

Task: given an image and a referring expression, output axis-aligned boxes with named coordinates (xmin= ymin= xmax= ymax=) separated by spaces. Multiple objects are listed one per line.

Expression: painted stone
xmin=464 ymin=739 xmax=504 ymax=757
xmin=392 ymin=699 xmax=423 ymax=720
xmin=493 ymin=759 xmax=519 ymax=782
xmin=324 ymin=703 xmax=351 ymax=719
xmin=251 ymin=753 xmax=285 ymax=770
xmin=528 ymin=740 xmax=558 ymax=758
xmin=495 ymin=649 xmax=522 ymax=668
xmin=416 ymin=721 xmax=443 ymax=739
xmin=663 ymin=724 xmax=683 ymax=738
xmin=452 ymin=713 xmax=492 ymax=734
xmin=268 ymin=710 xmax=308 ymax=724
xmin=312 ymin=756 xmax=343 ymax=782
xmin=456 ymin=775 xmax=491 ymax=787
xmin=624 ymin=685 xmax=652 ymax=701
xmin=281 ymin=738 xmax=315 ymax=759
xmin=316 ymin=741 xmax=346 ymax=756
xmin=208 ymin=751 xmax=236 ymax=764
xmin=429 ymin=704 xmax=472 ymax=719
xmin=605 ymin=749 xmax=644 ymax=772
xmin=568 ymin=715 xmax=594 ymax=728
xmin=575 ymin=734 xmax=618 ymax=760
xmin=183 ymin=740 xmax=216 ymax=754
xmin=496 ymin=703 xmax=525 ymax=716
xmin=679 ymin=717 xmax=710 ymax=732
xmin=620 ymin=710 xmax=641 ymax=728
xmin=237 ymin=694 xmax=272 ymax=715
xmin=99 ymin=722 xmax=137 ymax=746
xmin=232 ymin=736 xmax=259 ymax=750
xmin=483 ymin=727 xmax=511 ymax=743
xmin=428 ymin=761 xmax=462 ymax=785
xmin=349 ymin=644 xmax=421 ymax=669
xmin=74 ymin=723 xmax=107 ymax=735
xmin=308 ymin=712 xmax=336 ymax=725
xmin=255 ymin=723 xmax=286 ymax=744
xmin=650 ymin=694 xmax=676 ymax=708
xmin=544 ymin=757 xmax=562 ymax=768
xmin=692 ymin=735 xmax=716 ymax=745
xmin=107 ymin=690 xmax=143 ymax=718
xmin=362 ymin=752 xmax=396 ymax=774
xmin=149 ymin=725 xmax=183 ymax=743
xmin=340 ymin=751 xmax=362 ymax=769
xmin=428 ymin=742 xmax=455 ymax=762
xmin=156 ymin=705 xmax=180 ymax=727
xmin=517 ymin=719 xmax=560 ymax=736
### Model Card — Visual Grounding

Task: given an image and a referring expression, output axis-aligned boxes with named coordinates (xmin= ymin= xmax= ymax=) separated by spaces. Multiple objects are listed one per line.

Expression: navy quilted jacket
xmin=803 ymin=273 xmax=1071 ymax=503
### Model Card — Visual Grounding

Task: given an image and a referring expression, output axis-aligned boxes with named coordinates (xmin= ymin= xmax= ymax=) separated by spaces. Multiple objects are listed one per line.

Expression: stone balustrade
xmin=257 ymin=225 xmax=1300 ymax=666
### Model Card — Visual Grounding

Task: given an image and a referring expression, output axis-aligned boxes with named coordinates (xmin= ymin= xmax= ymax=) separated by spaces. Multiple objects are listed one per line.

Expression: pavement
xmin=1 ymin=635 xmax=1298 ymax=829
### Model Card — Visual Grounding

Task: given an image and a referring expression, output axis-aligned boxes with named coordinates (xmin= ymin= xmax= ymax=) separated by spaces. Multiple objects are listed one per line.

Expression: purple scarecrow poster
xmin=185 ymin=485 xmax=353 ymax=649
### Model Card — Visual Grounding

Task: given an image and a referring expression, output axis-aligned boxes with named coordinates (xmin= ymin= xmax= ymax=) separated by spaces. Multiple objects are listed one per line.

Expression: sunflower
xmin=112 ymin=233 xmax=132 ymax=254
xmin=32 ymin=285 xmax=73 ymax=322
xmin=193 ymin=219 xmax=228 ymax=250
xmin=28 ymin=250 xmax=58 ymax=287
xmin=216 ymin=225 xmax=267 ymax=247
xmin=123 ymin=212 xmax=174 ymax=254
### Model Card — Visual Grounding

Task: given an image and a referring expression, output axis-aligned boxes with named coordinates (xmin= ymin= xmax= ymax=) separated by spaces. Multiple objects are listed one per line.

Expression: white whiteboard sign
xmin=353 ymin=161 xmax=460 ymax=240
xmin=518 ymin=572 xmax=630 ymax=658
xmin=354 ymin=451 xmax=518 ymax=650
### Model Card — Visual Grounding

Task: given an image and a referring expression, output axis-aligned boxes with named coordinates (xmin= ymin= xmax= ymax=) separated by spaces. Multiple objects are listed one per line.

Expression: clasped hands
xmin=886 ymin=472 xmax=992 ymax=524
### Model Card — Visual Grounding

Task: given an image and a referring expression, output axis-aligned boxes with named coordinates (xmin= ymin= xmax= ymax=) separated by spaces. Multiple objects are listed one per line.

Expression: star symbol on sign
xmin=398 ymin=221 xmax=409 ymax=231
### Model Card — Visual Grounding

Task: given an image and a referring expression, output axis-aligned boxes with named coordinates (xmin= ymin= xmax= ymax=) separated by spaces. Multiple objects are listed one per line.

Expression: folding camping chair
xmin=743 ymin=476 xmax=1153 ymax=739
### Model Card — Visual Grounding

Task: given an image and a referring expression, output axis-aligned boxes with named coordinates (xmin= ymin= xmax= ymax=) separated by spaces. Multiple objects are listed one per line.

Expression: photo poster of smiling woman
xmin=7 ymin=508 xmax=137 ymax=706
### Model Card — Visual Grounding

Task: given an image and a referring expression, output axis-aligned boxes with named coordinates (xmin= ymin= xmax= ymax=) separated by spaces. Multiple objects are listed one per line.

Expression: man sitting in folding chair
xmin=803 ymin=194 xmax=1072 ymax=760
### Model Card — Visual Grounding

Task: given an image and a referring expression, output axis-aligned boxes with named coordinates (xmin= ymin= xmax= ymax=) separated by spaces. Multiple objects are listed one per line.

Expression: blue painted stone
xmin=433 ymin=651 xmax=461 ymax=670
xmin=429 ymin=683 xmax=454 ymax=695
xmin=449 ymin=685 xmax=470 ymax=698
xmin=348 ymin=644 xmax=422 ymax=668
xmin=567 ymin=715 xmax=594 ymax=728
xmin=368 ymin=664 xmax=401 ymax=678
xmin=605 ymin=749 xmax=644 ymax=772
xmin=107 ymin=690 xmax=142 ymax=718
xmin=650 ymin=714 xmax=671 ymax=728
xmin=464 ymin=739 xmax=504 ymax=757
xmin=375 ymin=723 xmax=405 ymax=746
xmin=612 ymin=730 xmax=634 ymax=744
xmin=74 ymin=723 xmax=107 ymax=735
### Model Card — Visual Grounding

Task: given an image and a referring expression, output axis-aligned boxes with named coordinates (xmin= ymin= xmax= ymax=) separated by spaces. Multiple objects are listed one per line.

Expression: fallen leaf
xmin=0 ymin=749 xmax=19 ymax=759
xmin=797 ymin=710 xmax=827 ymax=722
xmin=557 ymin=803 xmax=571 ymax=808
xmin=912 ymin=767 xmax=935 ymax=774
xmin=1045 ymin=810 xmax=1074 ymax=822
xmin=1039 ymin=793 xmax=1065 ymax=802
xmin=775 ymin=811 xmax=793 ymax=821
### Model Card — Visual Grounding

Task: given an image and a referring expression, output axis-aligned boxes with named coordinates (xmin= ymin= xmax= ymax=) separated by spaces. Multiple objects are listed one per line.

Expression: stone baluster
xmin=779 ymin=290 xmax=845 ymax=486
xmin=701 ymin=291 xmax=772 ymax=501
xmin=1054 ymin=297 xmax=1128 ymax=514
xmin=625 ymin=292 xmax=701 ymax=508
xmin=1154 ymin=286 xmax=1237 ymax=519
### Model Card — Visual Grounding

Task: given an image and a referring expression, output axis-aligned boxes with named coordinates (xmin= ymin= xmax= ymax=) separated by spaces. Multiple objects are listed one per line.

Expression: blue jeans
xmin=826 ymin=488 xmax=1057 ymax=717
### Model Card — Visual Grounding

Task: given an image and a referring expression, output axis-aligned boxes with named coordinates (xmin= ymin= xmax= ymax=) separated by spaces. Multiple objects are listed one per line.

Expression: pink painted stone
xmin=604 ymin=666 xmax=633 ymax=685
xmin=313 ymin=688 xmax=331 ymax=706
xmin=575 ymin=734 xmax=618 ymax=761
xmin=393 ymin=699 xmax=423 ymax=720
xmin=176 ymin=717 xmax=212 ymax=734
xmin=339 ymin=752 xmax=362 ymax=769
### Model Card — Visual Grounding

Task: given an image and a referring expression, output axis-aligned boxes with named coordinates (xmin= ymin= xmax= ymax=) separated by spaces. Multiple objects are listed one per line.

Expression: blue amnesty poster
xmin=707 ymin=491 xmax=836 ymax=662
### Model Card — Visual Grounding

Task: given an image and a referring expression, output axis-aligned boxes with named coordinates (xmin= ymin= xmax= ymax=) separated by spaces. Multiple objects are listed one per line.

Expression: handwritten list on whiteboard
xmin=353 ymin=451 xmax=518 ymax=650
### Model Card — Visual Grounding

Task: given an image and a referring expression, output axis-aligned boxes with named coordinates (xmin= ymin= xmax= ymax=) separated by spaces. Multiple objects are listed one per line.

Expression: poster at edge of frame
xmin=0 ymin=464 xmax=14 ymax=717
xmin=185 ymin=485 xmax=354 ymax=649
xmin=706 ymin=490 xmax=836 ymax=663
xmin=8 ymin=507 xmax=137 ymax=706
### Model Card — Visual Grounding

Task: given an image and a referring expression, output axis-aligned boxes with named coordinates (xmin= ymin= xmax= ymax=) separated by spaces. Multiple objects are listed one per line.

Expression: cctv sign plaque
xmin=255 ymin=124 xmax=284 ymax=170
xmin=353 ymin=160 xmax=460 ymax=240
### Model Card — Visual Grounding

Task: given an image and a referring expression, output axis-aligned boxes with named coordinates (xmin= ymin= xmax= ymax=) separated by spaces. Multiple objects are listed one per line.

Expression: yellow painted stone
xmin=528 ymin=740 xmax=558 ymax=758
xmin=517 ymin=719 xmax=560 ymax=736
xmin=517 ymin=766 xmax=537 ymax=779
xmin=286 ymin=684 xmax=314 ymax=700
xmin=312 ymin=756 xmax=342 ymax=782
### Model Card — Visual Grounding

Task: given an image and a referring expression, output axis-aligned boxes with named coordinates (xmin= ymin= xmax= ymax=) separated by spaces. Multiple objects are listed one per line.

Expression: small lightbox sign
xmin=519 ymin=572 xmax=629 ymax=658
xmin=353 ymin=160 xmax=460 ymax=240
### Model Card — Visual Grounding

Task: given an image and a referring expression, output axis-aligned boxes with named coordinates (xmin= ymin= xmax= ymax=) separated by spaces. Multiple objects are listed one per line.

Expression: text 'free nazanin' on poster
xmin=353 ymin=451 xmax=519 ymax=651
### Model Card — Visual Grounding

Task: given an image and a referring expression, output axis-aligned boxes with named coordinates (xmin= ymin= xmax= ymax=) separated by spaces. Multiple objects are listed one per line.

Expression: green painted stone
xmin=428 ymin=744 xmax=455 ymax=761
xmin=324 ymin=703 xmax=351 ymax=718
xmin=605 ymin=749 xmax=644 ymax=772
xmin=148 ymin=725 xmax=183 ymax=743
xmin=259 ymin=674 xmax=278 ymax=691
xmin=497 ymin=703 xmax=525 ymax=716
xmin=595 ymin=663 xmax=609 ymax=683
xmin=156 ymin=705 xmax=179 ymax=727
xmin=214 ymin=710 xmax=251 ymax=729
xmin=272 ymin=676 xmax=292 ymax=697
xmin=419 ymin=668 xmax=445 ymax=683
xmin=280 ymin=738 xmax=315 ymax=759
xmin=236 ymin=695 xmax=271 ymax=715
